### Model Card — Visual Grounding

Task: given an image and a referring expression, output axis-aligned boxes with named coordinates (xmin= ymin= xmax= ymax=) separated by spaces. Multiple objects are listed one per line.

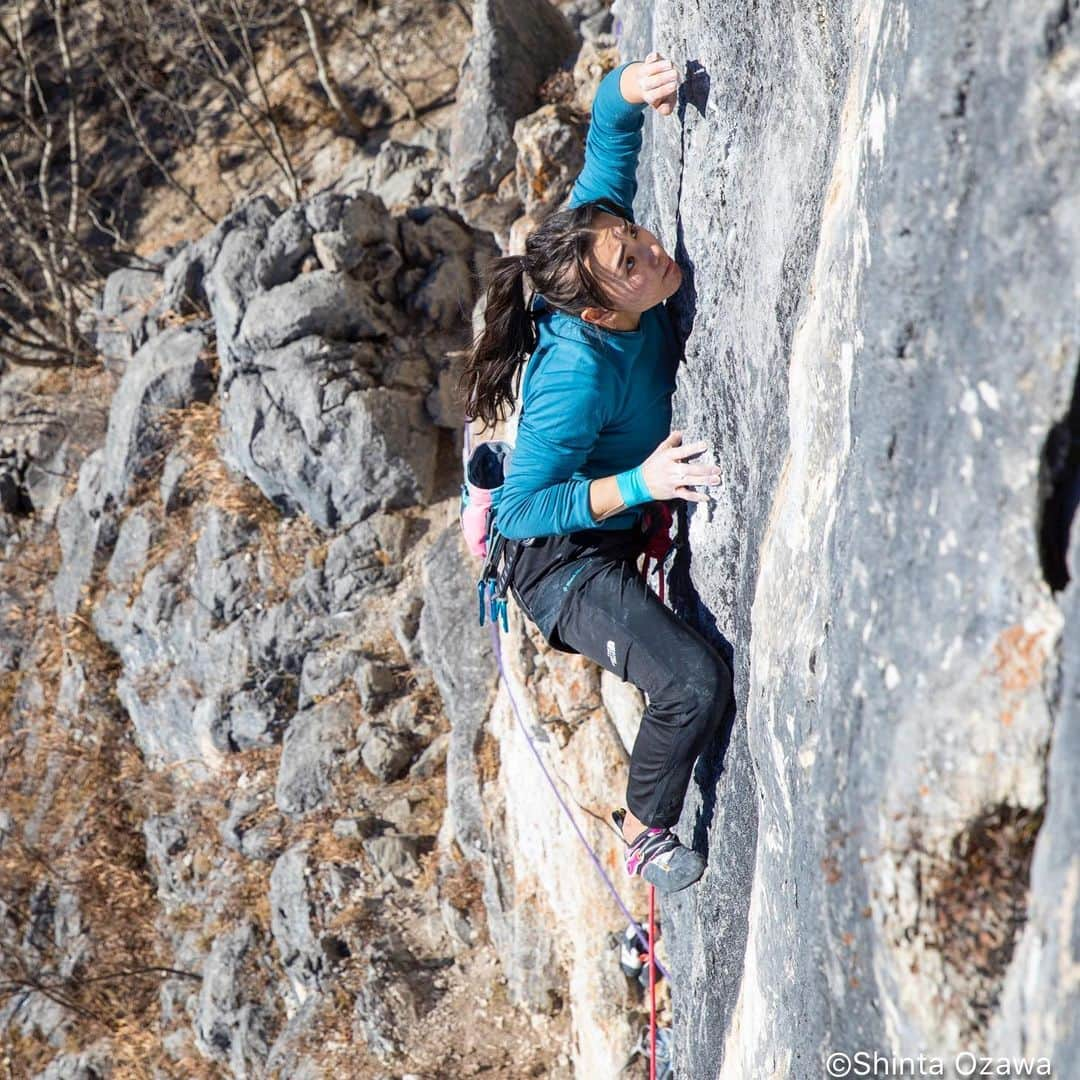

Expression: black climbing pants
xmin=508 ymin=525 xmax=732 ymax=830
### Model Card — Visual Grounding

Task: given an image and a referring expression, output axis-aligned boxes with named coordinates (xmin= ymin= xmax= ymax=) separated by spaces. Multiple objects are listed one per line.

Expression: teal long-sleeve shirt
xmin=495 ymin=61 xmax=679 ymax=541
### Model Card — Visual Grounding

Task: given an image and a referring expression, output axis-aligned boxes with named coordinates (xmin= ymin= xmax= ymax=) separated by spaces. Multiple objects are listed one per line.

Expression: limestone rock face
xmin=100 ymin=325 xmax=215 ymax=504
xmin=513 ymin=103 xmax=588 ymax=216
xmin=7 ymin=4 xmax=1078 ymax=1076
xmin=449 ymin=0 xmax=578 ymax=204
xmin=613 ymin=1 xmax=1080 ymax=1076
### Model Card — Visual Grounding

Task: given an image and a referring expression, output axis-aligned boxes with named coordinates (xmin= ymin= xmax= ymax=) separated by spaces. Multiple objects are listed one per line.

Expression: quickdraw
xmin=475 ymin=523 xmax=527 ymax=632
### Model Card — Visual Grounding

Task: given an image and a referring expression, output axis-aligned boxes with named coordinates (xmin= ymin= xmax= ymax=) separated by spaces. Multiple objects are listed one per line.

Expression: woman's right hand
xmin=640 ymin=430 xmax=720 ymax=502
xmin=630 ymin=53 xmax=679 ymax=116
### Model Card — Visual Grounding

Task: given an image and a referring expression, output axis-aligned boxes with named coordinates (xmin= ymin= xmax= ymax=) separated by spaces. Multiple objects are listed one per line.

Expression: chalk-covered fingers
xmin=641 ymin=431 xmax=721 ymax=502
xmin=671 ymin=438 xmax=720 ymax=503
xmin=637 ymin=51 xmax=679 ymax=116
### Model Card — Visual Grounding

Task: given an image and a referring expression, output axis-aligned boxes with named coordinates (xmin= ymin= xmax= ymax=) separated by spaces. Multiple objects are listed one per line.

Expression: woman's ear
xmin=581 ymin=306 xmax=613 ymax=328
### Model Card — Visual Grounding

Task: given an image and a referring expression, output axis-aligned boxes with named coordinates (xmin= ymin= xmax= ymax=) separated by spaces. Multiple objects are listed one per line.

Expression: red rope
xmin=640 ymin=504 xmax=669 ymax=1079
xmin=649 ymin=884 xmax=657 ymax=1080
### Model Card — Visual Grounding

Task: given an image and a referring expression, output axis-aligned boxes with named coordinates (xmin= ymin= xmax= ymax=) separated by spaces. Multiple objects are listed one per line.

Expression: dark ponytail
xmin=457 ymin=197 xmax=629 ymax=432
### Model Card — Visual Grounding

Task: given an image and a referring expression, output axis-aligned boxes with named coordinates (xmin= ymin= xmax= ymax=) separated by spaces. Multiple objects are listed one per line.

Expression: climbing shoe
xmin=613 ymin=809 xmax=706 ymax=894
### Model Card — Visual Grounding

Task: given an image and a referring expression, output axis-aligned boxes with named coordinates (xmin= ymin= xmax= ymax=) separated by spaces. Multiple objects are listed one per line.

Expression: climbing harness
xmin=463 ymin=421 xmax=673 ymax=1075
xmin=475 ymin=526 xmax=521 ymax=632
xmin=461 ymin=429 xmax=676 ymax=625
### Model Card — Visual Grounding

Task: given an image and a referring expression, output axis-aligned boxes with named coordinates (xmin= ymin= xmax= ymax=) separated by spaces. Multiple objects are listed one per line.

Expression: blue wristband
xmin=615 ymin=465 xmax=653 ymax=508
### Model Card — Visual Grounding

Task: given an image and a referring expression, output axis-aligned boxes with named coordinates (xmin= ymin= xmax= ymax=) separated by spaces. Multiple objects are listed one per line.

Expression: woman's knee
xmin=669 ymin=644 xmax=732 ymax=723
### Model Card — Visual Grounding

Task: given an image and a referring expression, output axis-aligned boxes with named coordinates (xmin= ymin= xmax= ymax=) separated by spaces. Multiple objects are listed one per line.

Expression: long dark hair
xmin=457 ymin=197 xmax=628 ymax=431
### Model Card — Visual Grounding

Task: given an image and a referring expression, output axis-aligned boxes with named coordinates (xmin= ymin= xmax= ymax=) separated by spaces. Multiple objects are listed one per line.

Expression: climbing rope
xmin=465 ymin=420 xmax=671 ymax=1073
xmin=486 ymin=616 xmax=671 ymax=983
xmin=649 ymin=884 xmax=658 ymax=1080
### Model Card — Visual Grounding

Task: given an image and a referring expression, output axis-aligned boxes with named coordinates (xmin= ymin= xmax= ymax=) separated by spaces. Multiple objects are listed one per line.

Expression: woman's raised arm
xmin=567 ymin=53 xmax=680 ymax=215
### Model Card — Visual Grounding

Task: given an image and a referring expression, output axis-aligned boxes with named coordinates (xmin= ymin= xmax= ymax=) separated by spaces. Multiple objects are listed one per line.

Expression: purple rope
xmin=487 ymin=618 xmax=671 ymax=982
xmin=464 ymin=422 xmax=671 ymax=978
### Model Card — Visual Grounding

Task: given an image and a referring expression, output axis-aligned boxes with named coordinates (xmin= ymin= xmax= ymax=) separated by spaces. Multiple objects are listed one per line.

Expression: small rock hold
xmin=385 ymin=698 xmax=415 ymax=734
xmin=360 ymin=725 xmax=413 ymax=782
xmin=354 ymin=658 xmax=398 ymax=713
xmin=382 ymin=795 xmax=414 ymax=831
xmin=410 ymin=732 xmax=449 ymax=779
xmin=363 ymin=834 xmax=420 ymax=880
xmin=332 ymin=815 xmax=378 ymax=840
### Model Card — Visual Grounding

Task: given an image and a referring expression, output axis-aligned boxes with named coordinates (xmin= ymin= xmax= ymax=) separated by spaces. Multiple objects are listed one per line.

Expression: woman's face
xmin=583 ymin=211 xmax=683 ymax=325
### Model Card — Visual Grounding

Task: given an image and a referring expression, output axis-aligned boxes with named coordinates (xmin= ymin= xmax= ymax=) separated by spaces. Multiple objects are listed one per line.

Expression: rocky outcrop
xmin=1 ymin=136 xmax=528 ymax=1070
xmin=449 ymin=0 xmax=578 ymax=206
xmin=203 ymin=191 xmax=483 ymax=529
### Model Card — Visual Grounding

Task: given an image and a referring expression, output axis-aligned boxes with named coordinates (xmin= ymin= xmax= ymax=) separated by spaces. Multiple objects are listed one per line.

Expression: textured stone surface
xmin=174 ymin=191 xmax=484 ymax=532
xmin=615 ymin=1 xmax=1080 ymax=1076
xmin=336 ymin=139 xmax=453 ymax=210
xmin=419 ymin=525 xmax=497 ymax=858
xmin=359 ymin=724 xmax=413 ymax=782
xmin=995 ymin=562 xmax=1080 ymax=1065
xmin=513 ymin=103 xmax=587 ymax=216
xmin=275 ymin=699 xmax=355 ymax=818
xmin=269 ymin=844 xmax=323 ymax=1002
xmin=100 ymin=324 xmax=214 ymax=503
xmin=195 ymin=922 xmax=277 ymax=1076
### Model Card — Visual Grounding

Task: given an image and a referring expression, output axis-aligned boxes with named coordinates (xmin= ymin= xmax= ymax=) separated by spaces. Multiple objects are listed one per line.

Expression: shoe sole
xmin=642 ymin=850 xmax=706 ymax=894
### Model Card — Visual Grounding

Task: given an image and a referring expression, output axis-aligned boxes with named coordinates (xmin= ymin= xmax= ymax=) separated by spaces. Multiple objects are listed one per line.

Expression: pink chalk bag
xmin=460 ymin=440 xmax=510 ymax=559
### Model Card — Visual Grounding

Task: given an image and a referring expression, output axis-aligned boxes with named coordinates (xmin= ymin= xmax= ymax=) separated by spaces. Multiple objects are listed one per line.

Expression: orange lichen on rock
xmin=989 ymin=626 xmax=1047 ymax=693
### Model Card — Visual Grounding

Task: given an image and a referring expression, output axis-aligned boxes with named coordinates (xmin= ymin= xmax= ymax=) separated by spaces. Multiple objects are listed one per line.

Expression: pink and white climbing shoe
xmin=614 ymin=810 xmax=706 ymax=895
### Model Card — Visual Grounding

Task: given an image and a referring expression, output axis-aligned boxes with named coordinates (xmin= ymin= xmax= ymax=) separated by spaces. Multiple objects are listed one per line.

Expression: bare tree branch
xmin=347 ymin=24 xmax=430 ymax=130
xmin=96 ymin=61 xmax=216 ymax=226
xmin=225 ymin=0 xmax=301 ymax=200
xmin=182 ymin=0 xmax=299 ymax=200
xmin=295 ymin=0 xmax=366 ymax=137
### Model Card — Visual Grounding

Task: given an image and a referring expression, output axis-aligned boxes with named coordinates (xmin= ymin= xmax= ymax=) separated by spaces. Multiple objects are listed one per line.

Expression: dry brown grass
xmin=125 ymin=0 xmax=470 ymax=261
xmin=476 ymin=729 xmax=501 ymax=787
xmin=0 ymin=506 xmax=203 ymax=1072
xmin=0 ymin=632 xmax=179 ymax=1072
xmin=155 ymin=398 xmax=326 ymax=600
xmin=439 ymin=855 xmax=484 ymax=917
xmin=0 ymin=399 xmax=459 ymax=1074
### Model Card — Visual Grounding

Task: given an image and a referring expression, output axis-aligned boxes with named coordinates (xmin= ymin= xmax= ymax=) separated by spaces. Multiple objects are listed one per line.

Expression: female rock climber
xmin=458 ymin=53 xmax=732 ymax=894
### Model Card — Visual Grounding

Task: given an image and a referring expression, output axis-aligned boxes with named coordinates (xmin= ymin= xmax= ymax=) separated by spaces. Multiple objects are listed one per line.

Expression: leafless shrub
xmin=0 ymin=0 xmax=300 ymax=372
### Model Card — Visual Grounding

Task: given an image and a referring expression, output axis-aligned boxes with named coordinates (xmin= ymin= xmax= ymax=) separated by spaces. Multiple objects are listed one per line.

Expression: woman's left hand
xmin=635 ymin=52 xmax=679 ymax=116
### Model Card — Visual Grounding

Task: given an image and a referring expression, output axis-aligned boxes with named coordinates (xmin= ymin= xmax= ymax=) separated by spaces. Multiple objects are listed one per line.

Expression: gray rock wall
xmin=619 ymin=0 xmax=1078 ymax=1076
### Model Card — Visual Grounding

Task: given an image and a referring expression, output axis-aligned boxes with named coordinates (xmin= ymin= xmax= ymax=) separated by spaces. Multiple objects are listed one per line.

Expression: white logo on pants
xmin=606 ymin=639 xmax=617 ymax=666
